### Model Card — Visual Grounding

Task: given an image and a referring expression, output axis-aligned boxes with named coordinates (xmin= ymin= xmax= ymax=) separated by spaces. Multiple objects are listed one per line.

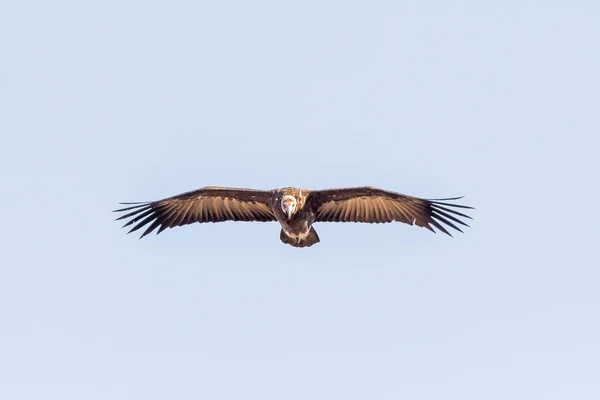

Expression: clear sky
xmin=1 ymin=1 xmax=599 ymax=399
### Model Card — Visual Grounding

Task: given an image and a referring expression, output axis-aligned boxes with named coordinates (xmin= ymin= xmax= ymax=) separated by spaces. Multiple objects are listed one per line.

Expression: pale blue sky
xmin=1 ymin=1 xmax=599 ymax=399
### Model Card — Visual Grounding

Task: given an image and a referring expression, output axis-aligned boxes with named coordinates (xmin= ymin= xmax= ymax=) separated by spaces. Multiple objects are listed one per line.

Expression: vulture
xmin=114 ymin=186 xmax=473 ymax=248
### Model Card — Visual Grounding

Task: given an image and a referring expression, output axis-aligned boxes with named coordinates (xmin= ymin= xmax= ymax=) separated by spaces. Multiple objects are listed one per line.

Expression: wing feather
xmin=307 ymin=186 xmax=473 ymax=236
xmin=113 ymin=186 xmax=277 ymax=238
xmin=121 ymin=207 xmax=154 ymax=228
xmin=390 ymin=201 xmax=413 ymax=224
xmin=142 ymin=219 xmax=163 ymax=237
xmin=431 ymin=207 xmax=469 ymax=228
xmin=222 ymin=198 xmax=234 ymax=220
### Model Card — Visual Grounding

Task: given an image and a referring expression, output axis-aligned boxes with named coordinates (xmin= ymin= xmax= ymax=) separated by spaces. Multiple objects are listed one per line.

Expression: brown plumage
xmin=114 ymin=186 xmax=473 ymax=247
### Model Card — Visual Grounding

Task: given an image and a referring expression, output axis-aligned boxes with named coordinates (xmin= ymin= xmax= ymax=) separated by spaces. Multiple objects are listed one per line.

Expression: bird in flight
xmin=114 ymin=186 xmax=473 ymax=248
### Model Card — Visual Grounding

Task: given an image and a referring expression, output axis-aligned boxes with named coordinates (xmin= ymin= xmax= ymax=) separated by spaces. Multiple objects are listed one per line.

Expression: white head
xmin=281 ymin=195 xmax=297 ymax=219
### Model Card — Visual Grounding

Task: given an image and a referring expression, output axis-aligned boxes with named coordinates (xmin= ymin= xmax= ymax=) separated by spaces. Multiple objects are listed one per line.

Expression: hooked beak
xmin=283 ymin=201 xmax=294 ymax=219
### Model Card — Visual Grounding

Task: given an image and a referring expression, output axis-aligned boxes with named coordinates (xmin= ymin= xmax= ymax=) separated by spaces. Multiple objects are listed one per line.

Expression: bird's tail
xmin=280 ymin=227 xmax=320 ymax=248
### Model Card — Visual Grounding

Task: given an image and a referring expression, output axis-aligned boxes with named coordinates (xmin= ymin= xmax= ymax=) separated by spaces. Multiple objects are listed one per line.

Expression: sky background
xmin=1 ymin=1 xmax=599 ymax=399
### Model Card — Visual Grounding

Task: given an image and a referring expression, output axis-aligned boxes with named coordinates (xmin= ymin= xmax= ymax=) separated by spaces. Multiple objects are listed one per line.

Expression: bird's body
xmin=270 ymin=187 xmax=318 ymax=247
xmin=114 ymin=186 xmax=473 ymax=248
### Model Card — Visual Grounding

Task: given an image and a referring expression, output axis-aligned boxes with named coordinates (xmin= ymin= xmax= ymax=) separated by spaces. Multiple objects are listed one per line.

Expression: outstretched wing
xmin=113 ymin=186 xmax=277 ymax=238
xmin=307 ymin=186 xmax=473 ymax=236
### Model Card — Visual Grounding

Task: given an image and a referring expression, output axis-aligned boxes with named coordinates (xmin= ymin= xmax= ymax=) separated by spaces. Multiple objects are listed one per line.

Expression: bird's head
xmin=281 ymin=195 xmax=297 ymax=219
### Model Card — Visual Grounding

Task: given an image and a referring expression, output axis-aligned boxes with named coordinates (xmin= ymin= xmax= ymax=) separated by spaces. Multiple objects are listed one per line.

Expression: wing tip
xmin=429 ymin=197 xmax=475 ymax=209
xmin=112 ymin=202 xmax=152 ymax=213
xmin=427 ymin=197 xmax=473 ymax=235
